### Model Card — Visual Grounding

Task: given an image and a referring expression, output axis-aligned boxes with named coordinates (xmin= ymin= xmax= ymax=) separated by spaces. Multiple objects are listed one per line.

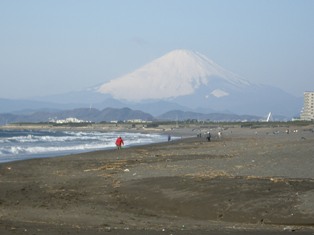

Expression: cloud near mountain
xmin=97 ymin=49 xmax=250 ymax=101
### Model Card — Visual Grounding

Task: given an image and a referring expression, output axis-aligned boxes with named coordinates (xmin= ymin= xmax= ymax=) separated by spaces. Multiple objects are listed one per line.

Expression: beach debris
xmin=84 ymin=161 xmax=127 ymax=172
xmin=112 ymin=179 xmax=121 ymax=188
xmin=124 ymin=168 xmax=130 ymax=172
xmin=186 ymin=170 xmax=230 ymax=179
xmin=283 ymin=226 xmax=296 ymax=232
xmin=6 ymin=166 xmax=11 ymax=170
xmin=270 ymin=177 xmax=286 ymax=183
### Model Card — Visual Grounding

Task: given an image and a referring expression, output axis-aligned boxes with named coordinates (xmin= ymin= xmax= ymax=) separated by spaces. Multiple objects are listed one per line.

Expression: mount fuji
xmin=98 ymin=50 xmax=251 ymax=101
xmin=96 ymin=49 xmax=302 ymax=117
xmin=2 ymin=49 xmax=302 ymax=119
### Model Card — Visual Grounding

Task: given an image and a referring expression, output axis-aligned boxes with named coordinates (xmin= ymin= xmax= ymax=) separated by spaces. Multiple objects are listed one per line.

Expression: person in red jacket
xmin=115 ymin=136 xmax=124 ymax=150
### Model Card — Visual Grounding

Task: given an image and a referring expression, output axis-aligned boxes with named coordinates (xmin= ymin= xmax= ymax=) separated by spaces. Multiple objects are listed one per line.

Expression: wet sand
xmin=1 ymin=124 xmax=314 ymax=234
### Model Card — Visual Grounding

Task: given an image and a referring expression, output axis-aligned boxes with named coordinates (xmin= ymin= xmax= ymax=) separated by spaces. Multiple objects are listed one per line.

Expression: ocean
xmin=0 ymin=129 xmax=170 ymax=163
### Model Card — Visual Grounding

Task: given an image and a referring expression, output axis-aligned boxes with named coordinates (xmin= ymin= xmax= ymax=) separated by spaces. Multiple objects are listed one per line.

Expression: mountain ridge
xmin=97 ymin=49 xmax=251 ymax=101
xmin=0 ymin=107 xmax=267 ymax=126
xmin=0 ymin=49 xmax=303 ymax=118
xmin=0 ymin=107 xmax=155 ymax=125
xmin=95 ymin=49 xmax=302 ymax=117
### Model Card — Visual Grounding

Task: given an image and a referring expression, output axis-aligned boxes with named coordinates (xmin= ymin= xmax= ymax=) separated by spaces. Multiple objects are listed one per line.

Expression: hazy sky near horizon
xmin=1 ymin=0 xmax=313 ymax=99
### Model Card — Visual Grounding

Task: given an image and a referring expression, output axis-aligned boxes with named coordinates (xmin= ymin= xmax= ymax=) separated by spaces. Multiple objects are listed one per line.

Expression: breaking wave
xmin=0 ymin=129 xmax=171 ymax=163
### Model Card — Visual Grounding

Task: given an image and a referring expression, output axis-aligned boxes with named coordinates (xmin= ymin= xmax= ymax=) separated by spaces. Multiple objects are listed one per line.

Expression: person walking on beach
xmin=218 ymin=131 xmax=222 ymax=139
xmin=115 ymin=136 xmax=124 ymax=150
xmin=206 ymin=132 xmax=211 ymax=142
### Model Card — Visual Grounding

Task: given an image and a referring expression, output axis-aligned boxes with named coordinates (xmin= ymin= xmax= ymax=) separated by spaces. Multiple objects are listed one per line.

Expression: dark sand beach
xmin=1 ymin=124 xmax=314 ymax=234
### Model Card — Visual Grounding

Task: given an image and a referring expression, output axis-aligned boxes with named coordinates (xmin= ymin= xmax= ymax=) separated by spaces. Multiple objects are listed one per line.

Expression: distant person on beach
xmin=168 ymin=135 xmax=171 ymax=141
xmin=115 ymin=136 xmax=124 ymax=150
xmin=207 ymin=132 xmax=211 ymax=142
xmin=218 ymin=131 xmax=222 ymax=139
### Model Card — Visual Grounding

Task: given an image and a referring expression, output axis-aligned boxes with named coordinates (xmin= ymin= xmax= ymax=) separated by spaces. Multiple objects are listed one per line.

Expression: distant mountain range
xmin=0 ymin=107 xmax=267 ymax=126
xmin=158 ymin=110 xmax=263 ymax=122
xmin=0 ymin=49 xmax=303 ymax=120
xmin=0 ymin=107 xmax=154 ymax=125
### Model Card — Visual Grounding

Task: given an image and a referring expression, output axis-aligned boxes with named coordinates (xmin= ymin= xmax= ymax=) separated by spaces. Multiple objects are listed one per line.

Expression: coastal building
xmin=300 ymin=91 xmax=314 ymax=121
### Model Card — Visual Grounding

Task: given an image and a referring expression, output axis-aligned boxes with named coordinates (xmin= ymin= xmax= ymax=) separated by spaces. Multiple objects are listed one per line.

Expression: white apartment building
xmin=300 ymin=91 xmax=314 ymax=121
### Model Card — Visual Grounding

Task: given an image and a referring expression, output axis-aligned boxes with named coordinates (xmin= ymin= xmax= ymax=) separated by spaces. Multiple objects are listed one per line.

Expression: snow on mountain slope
xmin=4 ymin=49 xmax=301 ymax=118
xmin=97 ymin=49 xmax=251 ymax=101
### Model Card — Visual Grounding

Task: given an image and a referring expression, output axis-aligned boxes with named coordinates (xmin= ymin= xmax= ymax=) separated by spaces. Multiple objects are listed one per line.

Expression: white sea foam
xmin=0 ymin=130 xmax=174 ymax=163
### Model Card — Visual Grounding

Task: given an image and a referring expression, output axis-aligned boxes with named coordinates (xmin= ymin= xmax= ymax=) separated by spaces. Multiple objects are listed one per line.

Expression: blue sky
xmin=1 ymin=0 xmax=313 ymax=99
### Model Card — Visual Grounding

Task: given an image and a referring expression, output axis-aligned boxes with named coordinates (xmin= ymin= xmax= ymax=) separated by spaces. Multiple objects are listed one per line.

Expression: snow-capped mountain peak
xmin=7 ymin=49 xmax=300 ymax=118
xmin=97 ymin=49 xmax=250 ymax=101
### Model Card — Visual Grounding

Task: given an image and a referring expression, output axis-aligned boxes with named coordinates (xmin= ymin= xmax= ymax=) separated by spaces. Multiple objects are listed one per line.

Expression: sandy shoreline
xmin=1 ymin=124 xmax=314 ymax=234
